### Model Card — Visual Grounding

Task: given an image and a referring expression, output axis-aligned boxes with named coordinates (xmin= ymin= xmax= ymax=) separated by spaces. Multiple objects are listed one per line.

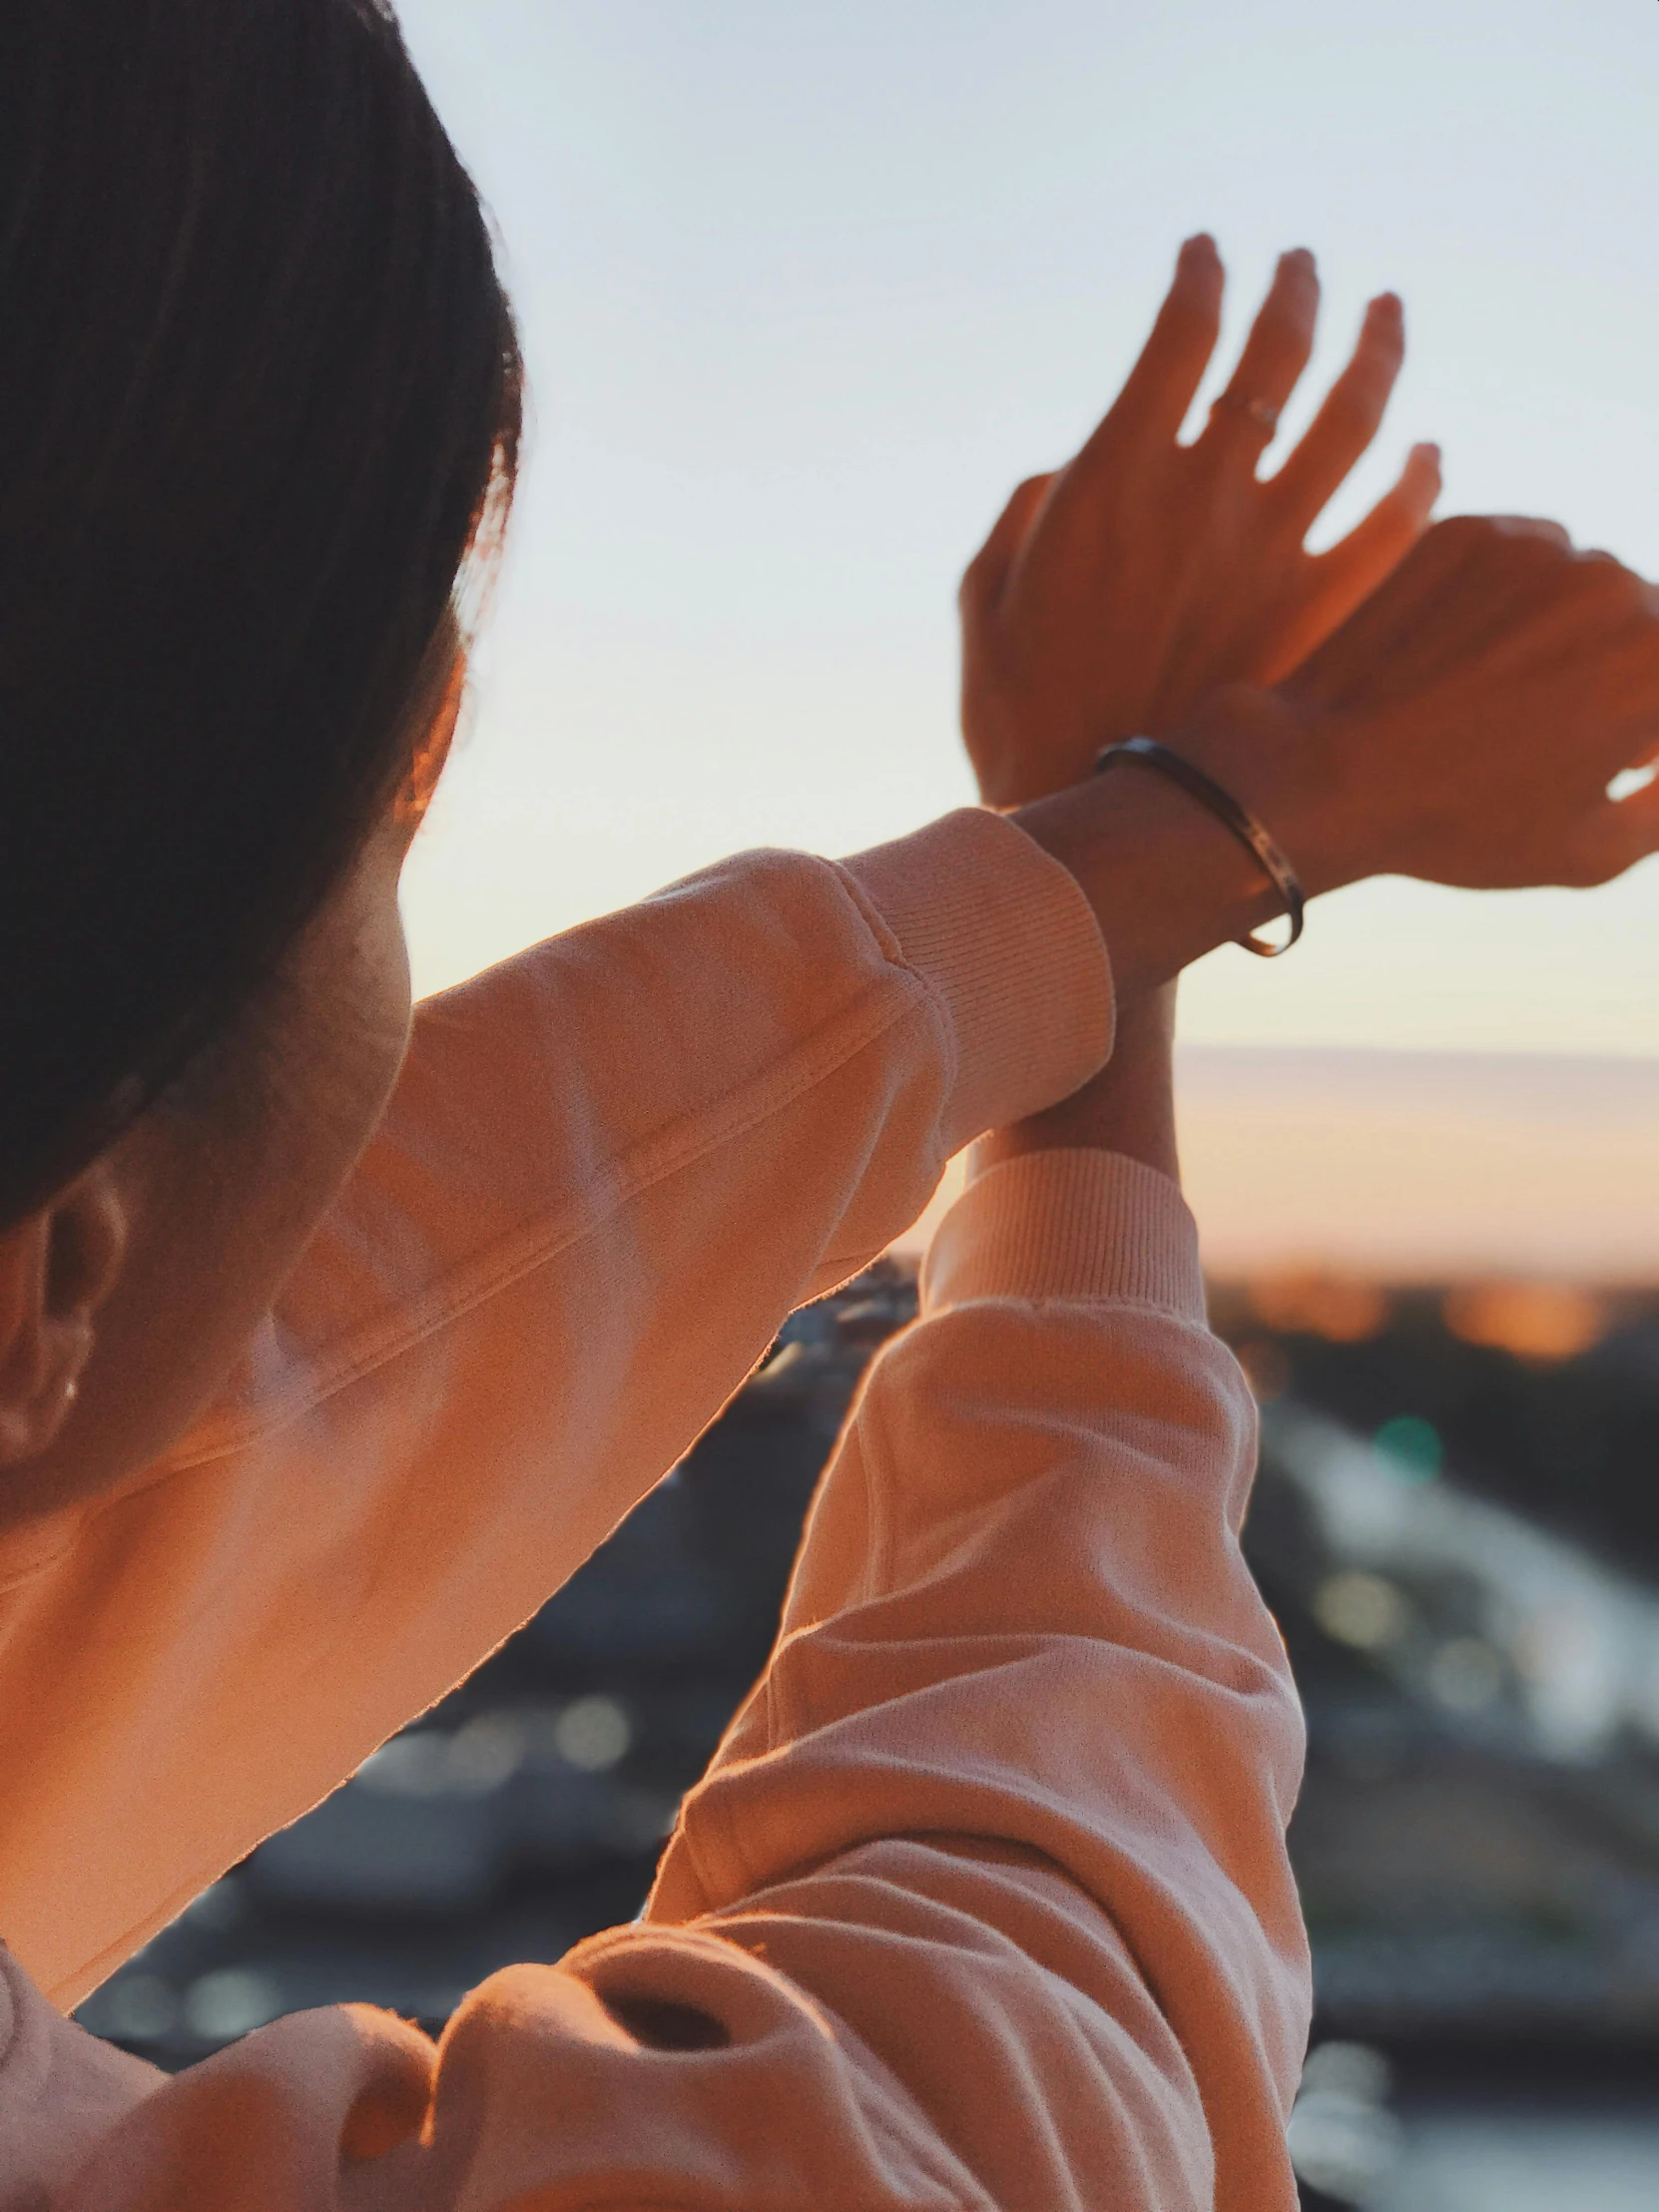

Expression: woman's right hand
xmin=1013 ymin=514 xmax=1659 ymax=998
xmin=1183 ymin=514 xmax=1659 ymax=895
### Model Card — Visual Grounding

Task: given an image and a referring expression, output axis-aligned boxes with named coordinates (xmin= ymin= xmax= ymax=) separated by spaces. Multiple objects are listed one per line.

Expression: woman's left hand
xmin=960 ymin=236 xmax=1441 ymax=807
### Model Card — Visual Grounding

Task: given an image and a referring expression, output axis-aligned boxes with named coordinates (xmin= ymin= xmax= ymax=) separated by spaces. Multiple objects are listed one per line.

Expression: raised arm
xmin=0 ymin=243 xmax=1441 ymax=2010
xmin=13 ymin=503 xmax=1659 ymax=2029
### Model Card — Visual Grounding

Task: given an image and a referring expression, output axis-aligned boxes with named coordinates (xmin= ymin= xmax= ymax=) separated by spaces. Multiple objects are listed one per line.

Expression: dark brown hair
xmin=0 ymin=0 xmax=522 ymax=1226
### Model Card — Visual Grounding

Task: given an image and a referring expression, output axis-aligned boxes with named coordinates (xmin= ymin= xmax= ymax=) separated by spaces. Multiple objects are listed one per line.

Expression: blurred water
xmin=1380 ymin=2115 xmax=1659 ymax=2212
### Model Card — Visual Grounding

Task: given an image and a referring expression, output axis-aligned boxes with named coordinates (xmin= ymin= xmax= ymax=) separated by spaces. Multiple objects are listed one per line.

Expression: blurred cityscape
xmin=76 ymin=1257 xmax=1659 ymax=2208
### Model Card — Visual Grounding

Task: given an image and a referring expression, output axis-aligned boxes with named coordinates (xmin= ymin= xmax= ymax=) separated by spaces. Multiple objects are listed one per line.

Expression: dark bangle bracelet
xmin=1094 ymin=735 xmax=1306 ymax=957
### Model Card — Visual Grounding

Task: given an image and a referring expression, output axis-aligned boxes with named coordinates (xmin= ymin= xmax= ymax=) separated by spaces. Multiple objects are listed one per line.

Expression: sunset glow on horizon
xmin=884 ymin=1046 xmax=1659 ymax=1284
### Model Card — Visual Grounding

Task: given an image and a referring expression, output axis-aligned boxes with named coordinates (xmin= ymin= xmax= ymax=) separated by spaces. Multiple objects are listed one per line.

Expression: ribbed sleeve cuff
xmin=921 ymin=1149 xmax=1206 ymax=1322
xmin=836 ymin=809 xmax=1113 ymax=1155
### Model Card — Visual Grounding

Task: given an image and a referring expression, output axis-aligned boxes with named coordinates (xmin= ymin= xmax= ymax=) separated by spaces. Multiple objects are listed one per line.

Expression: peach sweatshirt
xmin=0 ymin=808 xmax=1309 ymax=2209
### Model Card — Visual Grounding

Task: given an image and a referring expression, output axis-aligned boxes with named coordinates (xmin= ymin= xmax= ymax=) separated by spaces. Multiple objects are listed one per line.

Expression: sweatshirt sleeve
xmin=0 ymin=809 xmax=1109 ymax=2011
xmin=12 ymin=1151 xmax=1310 ymax=2212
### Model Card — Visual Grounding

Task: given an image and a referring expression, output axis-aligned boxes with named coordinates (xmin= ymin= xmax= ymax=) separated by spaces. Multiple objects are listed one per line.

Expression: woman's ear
xmin=0 ymin=1161 xmax=129 ymax=1467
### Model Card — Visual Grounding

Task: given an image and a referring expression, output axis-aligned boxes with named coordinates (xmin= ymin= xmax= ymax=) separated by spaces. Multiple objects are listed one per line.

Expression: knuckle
xmin=1430 ymin=513 xmax=1489 ymax=555
xmin=1588 ymin=562 xmax=1653 ymax=620
xmin=1495 ymin=515 xmax=1571 ymax=553
xmin=1469 ymin=520 xmax=1571 ymax=581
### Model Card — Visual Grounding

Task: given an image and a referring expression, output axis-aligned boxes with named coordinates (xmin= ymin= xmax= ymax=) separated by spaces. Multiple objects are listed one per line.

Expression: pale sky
xmin=393 ymin=0 xmax=1659 ymax=1058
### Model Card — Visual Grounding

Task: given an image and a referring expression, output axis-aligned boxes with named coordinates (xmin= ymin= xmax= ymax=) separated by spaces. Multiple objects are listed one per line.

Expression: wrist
xmin=1155 ymin=685 xmax=1354 ymax=899
xmin=1009 ymin=683 xmax=1350 ymax=992
xmin=1011 ymin=757 xmax=1281 ymax=998
xmin=977 ymin=983 xmax=1180 ymax=1180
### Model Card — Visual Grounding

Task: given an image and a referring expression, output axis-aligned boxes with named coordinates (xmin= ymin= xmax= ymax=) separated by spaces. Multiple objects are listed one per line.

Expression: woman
xmin=4 ymin=4 xmax=1659 ymax=2205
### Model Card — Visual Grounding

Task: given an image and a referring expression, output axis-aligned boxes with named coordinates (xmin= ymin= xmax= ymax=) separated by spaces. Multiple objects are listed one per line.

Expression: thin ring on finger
xmin=1209 ymin=389 xmax=1282 ymax=440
